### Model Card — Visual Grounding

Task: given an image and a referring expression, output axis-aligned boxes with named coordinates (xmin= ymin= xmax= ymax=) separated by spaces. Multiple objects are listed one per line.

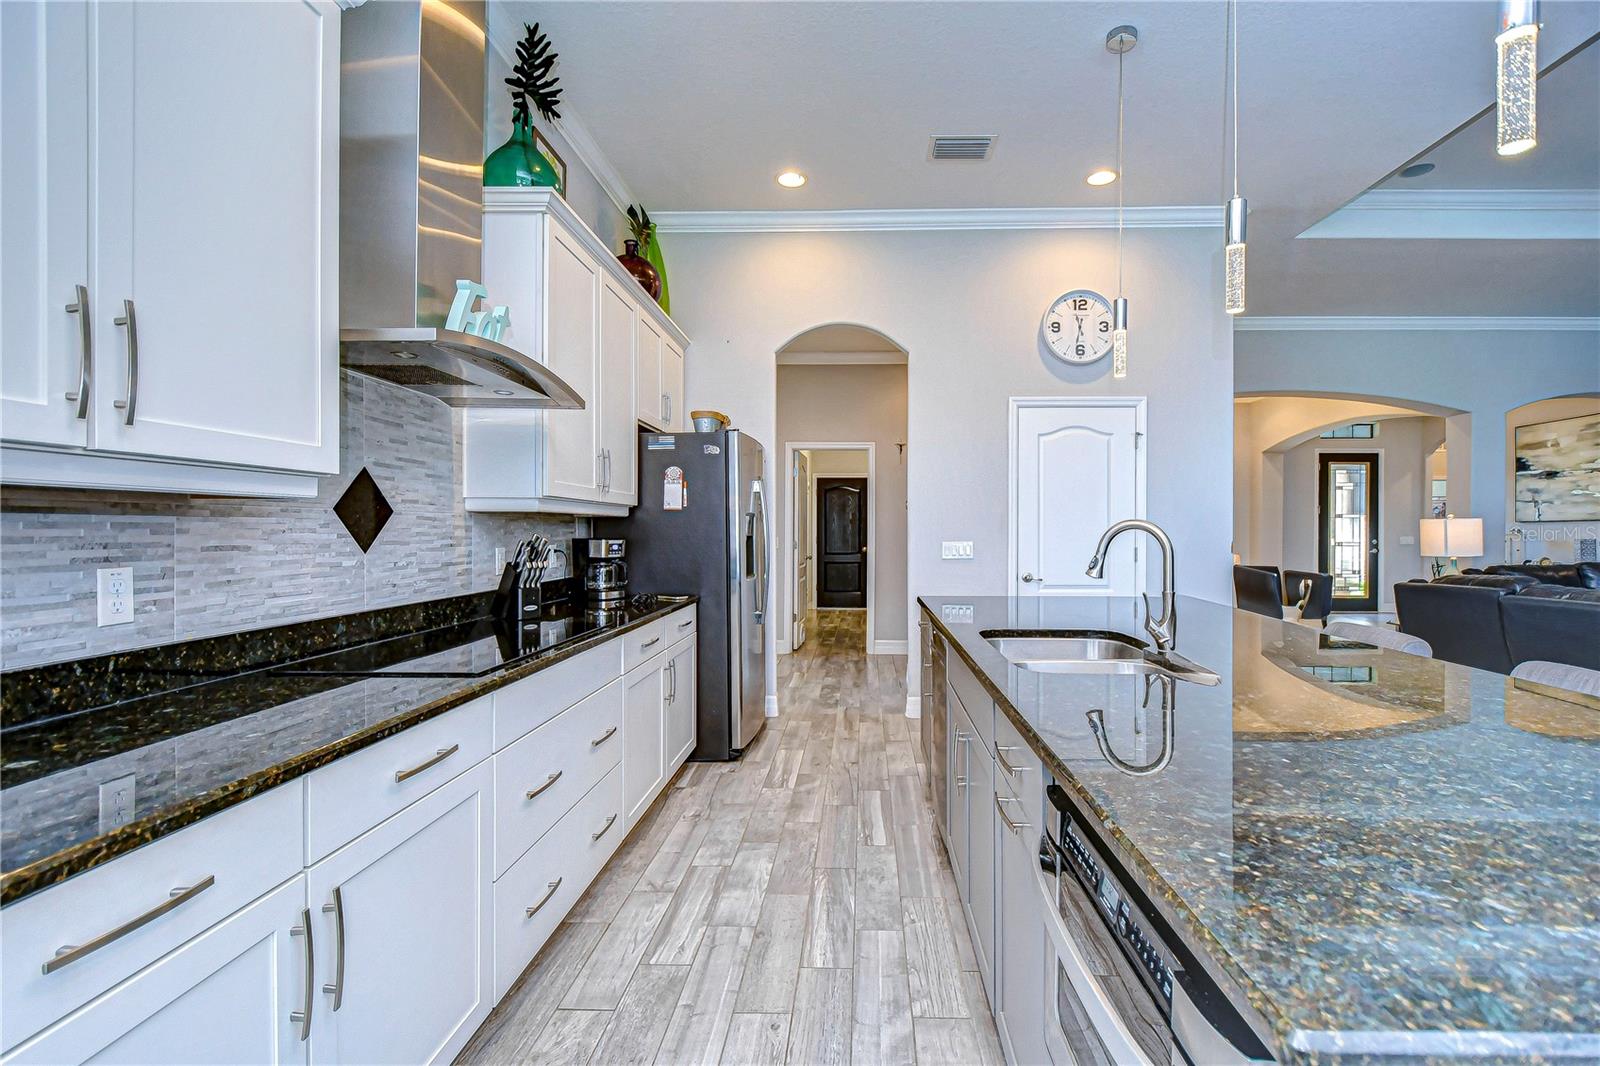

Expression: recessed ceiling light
xmin=1399 ymin=162 xmax=1436 ymax=178
xmin=1086 ymin=169 xmax=1118 ymax=186
xmin=492 ymin=389 xmax=513 ymax=396
xmin=776 ymin=171 xmax=807 ymax=188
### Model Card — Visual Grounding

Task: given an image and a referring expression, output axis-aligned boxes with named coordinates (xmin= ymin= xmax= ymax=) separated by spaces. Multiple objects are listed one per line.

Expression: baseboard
xmin=871 ymin=640 xmax=909 ymax=656
xmin=765 ymin=694 xmax=779 ymax=717
xmin=776 ymin=637 xmax=792 ymax=655
xmin=905 ymin=695 xmax=921 ymax=719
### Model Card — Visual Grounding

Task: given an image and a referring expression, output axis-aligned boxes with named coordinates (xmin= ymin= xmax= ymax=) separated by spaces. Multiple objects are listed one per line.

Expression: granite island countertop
xmin=1 ymin=592 xmax=696 ymax=906
xmin=919 ymin=594 xmax=1598 ymax=1065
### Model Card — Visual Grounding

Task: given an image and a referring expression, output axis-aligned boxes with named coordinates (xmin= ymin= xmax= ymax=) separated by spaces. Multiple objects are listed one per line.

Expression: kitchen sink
xmin=981 ymin=630 xmax=1220 ymax=686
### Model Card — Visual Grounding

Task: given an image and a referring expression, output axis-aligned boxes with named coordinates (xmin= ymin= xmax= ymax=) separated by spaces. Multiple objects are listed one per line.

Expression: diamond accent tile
xmin=333 ymin=468 xmax=393 ymax=553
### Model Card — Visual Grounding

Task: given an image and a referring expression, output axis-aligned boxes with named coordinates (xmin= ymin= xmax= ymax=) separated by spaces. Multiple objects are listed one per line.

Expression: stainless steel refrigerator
xmin=601 ymin=429 xmax=769 ymax=760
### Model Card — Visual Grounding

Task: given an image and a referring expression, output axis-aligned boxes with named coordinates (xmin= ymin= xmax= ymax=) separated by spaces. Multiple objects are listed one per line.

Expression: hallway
xmin=458 ymin=610 xmax=1001 ymax=1065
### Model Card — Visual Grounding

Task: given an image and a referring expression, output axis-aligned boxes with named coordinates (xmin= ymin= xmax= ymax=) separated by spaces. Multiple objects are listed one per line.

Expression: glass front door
xmin=1318 ymin=453 xmax=1380 ymax=613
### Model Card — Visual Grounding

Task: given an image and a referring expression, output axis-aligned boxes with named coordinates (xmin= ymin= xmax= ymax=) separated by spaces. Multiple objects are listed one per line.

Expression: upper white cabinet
xmin=468 ymin=188 xmax=688 ymax=515
xmin=0 ymin=0 xmax=339 ymax=497
xmin=662 ymin=338 xmax=686 ymax=433
xmin=635 ymin=318 xmax=686 ymax=433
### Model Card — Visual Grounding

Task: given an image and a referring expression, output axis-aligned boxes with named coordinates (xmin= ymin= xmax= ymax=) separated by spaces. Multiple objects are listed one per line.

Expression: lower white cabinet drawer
xmin=492 ymin=762 xmax=623 ymax=1000
xmin=1 ymin=782 xmax=305 ymax=1052
xmin=994 ymin=709 xmax=1044 ymax=834
xmin=621 ymin=619 xmax=667 ymax=673
xmin=493 ymin=640 xmax=621 ymax=750
xmin=492 ymin=677 xmax=623 ymax=877
xmin=304 ymin=696 xmax=492 ymax=863
xmin=3 ymin=875 xmax=310 ymax=1066
xmin=664 ymin=606 xmax=697 ymax=643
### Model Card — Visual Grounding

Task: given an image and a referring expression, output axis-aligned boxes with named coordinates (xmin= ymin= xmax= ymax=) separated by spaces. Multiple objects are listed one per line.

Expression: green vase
xmin=644 ymin=224 xmax=670 ymax=314
xmin=483 ymin=118 xmax=562 ymax=193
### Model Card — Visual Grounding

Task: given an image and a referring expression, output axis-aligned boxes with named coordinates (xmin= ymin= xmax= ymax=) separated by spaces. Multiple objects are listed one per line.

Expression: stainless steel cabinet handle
xmin=641 ymin=636 xmax=661 ymax=650
xmin=43 ymin=875 xmax=216 ymax=974
xmin=111 ymin=298 xmax=137 ymax=425
xmin=525 ymin=878 xmax=562 ymax=918
xmin=677 ymin=618 xmax=694 ymax=630
xmin=526 ymin=771 xmax=563 ymax=799
xmin=321 ymin=885 xmax=345 ymax=1010
xmin=592 ymin=813 xmax=618 ymax=841
xmin=394 ymin=743 xmax=459 ymax=783
xmin=64 ymin=284 xmax=91 ymax=417
xmin=996 ymin=745 xmax=1028 ymax=778
xmin=995 ymin=794 xmax=1031 ymax=834
xmin=591 ymin=725 xmax=618 ymax=747
xmin=289 ymin=907 xmax=314 ymax=1040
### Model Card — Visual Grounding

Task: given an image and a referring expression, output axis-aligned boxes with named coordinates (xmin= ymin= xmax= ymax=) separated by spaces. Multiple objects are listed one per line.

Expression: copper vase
xmin=618 ymin=239 xmax=662 ymax=301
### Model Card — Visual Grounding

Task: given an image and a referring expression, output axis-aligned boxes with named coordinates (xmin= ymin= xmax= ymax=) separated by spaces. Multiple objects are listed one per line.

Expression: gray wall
xmin=0 ymin=373 xmax=579 ymax=670
xmin=776 ymin=365 xmax=909 ymax=650
xmin=1236 ymin=328 xmax=1600 ymax=563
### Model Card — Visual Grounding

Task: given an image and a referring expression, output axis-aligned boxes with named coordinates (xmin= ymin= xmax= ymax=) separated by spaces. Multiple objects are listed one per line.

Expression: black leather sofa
xmin=1394 ymin=573 xmax=1600 ymax=674
xmin=1471 ymin=562 xmax=1600 ymax=588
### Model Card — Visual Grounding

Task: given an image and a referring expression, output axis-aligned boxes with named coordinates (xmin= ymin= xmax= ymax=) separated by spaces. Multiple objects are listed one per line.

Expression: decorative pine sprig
xmin=506 ymin=22 xmax=562 ymax=126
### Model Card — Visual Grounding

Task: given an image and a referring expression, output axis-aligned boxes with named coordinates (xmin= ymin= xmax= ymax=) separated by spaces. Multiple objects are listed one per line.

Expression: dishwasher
xmin=1038 ymin=782 xmax=1275 ymax=1064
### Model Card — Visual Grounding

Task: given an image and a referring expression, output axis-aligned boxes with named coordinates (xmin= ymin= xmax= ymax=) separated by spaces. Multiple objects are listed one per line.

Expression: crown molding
xmin=1300 ymin=188 xmax=1600 ymax=240
xmin=653 ymin=205 xmax=1220 ymax=234
xmin=1234 ymin=316 xmax=1600 ymax=332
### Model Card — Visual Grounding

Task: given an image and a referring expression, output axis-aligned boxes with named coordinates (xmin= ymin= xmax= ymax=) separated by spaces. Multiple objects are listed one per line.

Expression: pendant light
xmin=1107 ymin=25 xmax=1137 ymax=379
xmin=1223 ymin=0 xmax=1247 ymax=316
xmin=1496 ymin=0 xmax=1539 ymax=156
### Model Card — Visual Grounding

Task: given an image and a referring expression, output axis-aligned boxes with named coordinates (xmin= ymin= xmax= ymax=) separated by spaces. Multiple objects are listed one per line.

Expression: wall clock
xmin=1042 ymin=290 xmax=1113 ymax=365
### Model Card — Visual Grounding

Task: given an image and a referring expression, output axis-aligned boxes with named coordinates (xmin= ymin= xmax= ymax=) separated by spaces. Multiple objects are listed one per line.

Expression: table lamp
xmin=1420 ymin=514 xmax=1484 ymax=577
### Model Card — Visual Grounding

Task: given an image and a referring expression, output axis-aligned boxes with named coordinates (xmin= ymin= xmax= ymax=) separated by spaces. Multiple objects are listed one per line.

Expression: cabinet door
xmin=307 ymin=763 xmax=492 ymax=1066
xmin=996 ymin=789 xmax=1048 ymax=1066
xmin=1 ymin=0 xmax=92 ymax=449
xmin=598 ymin=279 xmax=637 ymax=505
xmin=966 ymin=729 xmax=997 ymax=1001
xmin=542 ymin=228 xmax=603 ymax=503
xmin=947 ymin=686 xmax=971 ymax=890
xmin=5 ymin=877 xmax=309 ymax=1066
xmin=89 ymin=1 xmax=338 ymax=474
xmin=664 ymin=636 xmax=696 ymax=770
xmin=623 ymin=656 xmax=666 ymax=826
xmin=634 ymin=314 xmax=665 ymax=430
xmin=662 ymin=338 xmax=686 ymax=431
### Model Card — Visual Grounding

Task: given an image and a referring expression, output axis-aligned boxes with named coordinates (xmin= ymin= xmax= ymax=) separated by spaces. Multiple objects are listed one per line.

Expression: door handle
xmin=996 ymin=745 xmax=1028 ymax=778
xmin=289 ymin=907 xmax=314 ymax=1040
xmin=526 ymin=771 xmax=563 ymax=799
xmin=112 ymin=299 xmax=138 ymax=425
xmin=1020 ymin=573 xmax=1038 ymax=583
xmin=995 ymin=794 xmax=1031 ymax=834
xmin=394 ymin=744 xmax=459 ymax=783
xmin=43 ymin=876 xmax=216 ymax=974
xmin=64 ymin=284 xmax=91 ymax=418
xmin=321 ymin=885 xmax=345 ymax=1010
xmin=525 ymin=878 xmax=563 ymax=918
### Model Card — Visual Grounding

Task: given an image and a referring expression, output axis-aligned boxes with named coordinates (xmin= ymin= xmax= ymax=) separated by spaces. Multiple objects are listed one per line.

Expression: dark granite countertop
xmin=1 ymin=593 xmax=696 ymax=906
xmin=919 ymin=594 xmax=1598 ymax=1065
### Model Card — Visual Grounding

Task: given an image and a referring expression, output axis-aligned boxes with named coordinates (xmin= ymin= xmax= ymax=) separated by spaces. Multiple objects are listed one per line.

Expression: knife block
xmin=492 ymin=568 xmax=576 ymax=620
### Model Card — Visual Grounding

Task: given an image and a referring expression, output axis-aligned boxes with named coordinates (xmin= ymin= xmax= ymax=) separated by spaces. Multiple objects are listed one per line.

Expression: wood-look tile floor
xmin=459 ymin=610 xmax=1003 ymax=1065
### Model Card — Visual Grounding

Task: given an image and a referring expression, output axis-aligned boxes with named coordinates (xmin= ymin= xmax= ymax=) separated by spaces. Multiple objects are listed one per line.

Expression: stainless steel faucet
xmin=1085 ymin=519 xmax=1177 ymax=654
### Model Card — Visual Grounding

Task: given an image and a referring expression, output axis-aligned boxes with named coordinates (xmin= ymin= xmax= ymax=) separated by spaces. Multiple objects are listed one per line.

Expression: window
xmin=1320 ymin=423 xmax=1376 ymax=439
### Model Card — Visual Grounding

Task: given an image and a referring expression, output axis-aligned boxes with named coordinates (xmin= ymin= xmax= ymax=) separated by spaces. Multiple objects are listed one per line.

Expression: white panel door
xmin=634 ymin=313 xmax=665 ymax=430
xmin=662 ymin=338 xmax=686 ymax=431
xmin=0 ymin=0 xmax=92 ymax=449
xmin=1014 ymin=403 xmax=1139 ymax=597
xmin=89 ymin=1 xmax=338 ymax=473
xmin=996 ymin=790 xmax=1048 ymax=1066
xmin=307 ymin=763 xmax=492 ymax=1066
xmin=664 ymin=636 xmax=696 ymax=769
xmin=5 ymin=877 xmax=309 ymax=1066
xmin=598 ymin=279 xmax=637 ymax=505
xmin=622 ymin=656 xmax=665 ymax=826
xmin=542 ymin=229 xmax=603 ymax=503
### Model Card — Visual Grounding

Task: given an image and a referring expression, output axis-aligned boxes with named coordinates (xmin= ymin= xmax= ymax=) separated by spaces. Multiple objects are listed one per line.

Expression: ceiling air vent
xmin=928 ymin=135 xmax=995 ymax=161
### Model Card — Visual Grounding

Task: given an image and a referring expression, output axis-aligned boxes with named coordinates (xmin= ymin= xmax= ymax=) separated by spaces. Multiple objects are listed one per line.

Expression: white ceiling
xmin=492 ymin=1 xmax=1600 ymax=316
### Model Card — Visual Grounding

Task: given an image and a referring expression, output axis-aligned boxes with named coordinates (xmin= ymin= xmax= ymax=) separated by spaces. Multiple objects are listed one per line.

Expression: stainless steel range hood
xmin=338 ymin=0 xmax=584 ymax=410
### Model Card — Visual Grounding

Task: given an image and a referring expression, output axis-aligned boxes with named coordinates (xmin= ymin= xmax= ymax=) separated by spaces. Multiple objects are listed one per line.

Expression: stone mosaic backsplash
xmin=1 ymin=372 xmax=581 ymax=670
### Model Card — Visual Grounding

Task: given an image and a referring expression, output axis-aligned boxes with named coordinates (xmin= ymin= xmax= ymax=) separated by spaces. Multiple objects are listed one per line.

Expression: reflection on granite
xmin=1 ymin=594 xmax=694 ymax=906
xmin=920 ymin=595 xmax=1599 ymax=1064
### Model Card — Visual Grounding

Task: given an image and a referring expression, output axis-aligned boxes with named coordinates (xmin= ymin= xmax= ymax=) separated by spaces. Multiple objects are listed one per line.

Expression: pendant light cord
xmin=1231 ymin=0 xmax=1240 ymax=198
xmin=1116 ymin=45 xmax=1125 ymax=296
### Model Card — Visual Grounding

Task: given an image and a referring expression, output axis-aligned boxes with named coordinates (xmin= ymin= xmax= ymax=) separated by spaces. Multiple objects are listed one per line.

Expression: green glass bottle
xmin=644 ymin=224 xmax=670 ymax=314
xmin=483 ymin=118 xmax=562 ymax=193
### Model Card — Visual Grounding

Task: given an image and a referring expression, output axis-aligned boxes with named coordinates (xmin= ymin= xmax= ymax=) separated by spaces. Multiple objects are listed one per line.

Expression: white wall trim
xmin=1235 ymin=316 xmax=1600 ymax=332
xmin=1300 ymin=188 xmax=1600 ymax=240
xmin=904 ymin=695 xmax=921 ymax=719
xmin=872 ymin=640 xmax=909 ymax=656
xmin=765 ymin=694 xmax=779 ymax=718
xmin=654 ymin=205 xmax=1219 ymax=234
xmin=784 ymin=442 xmax=878 ymax=656
xmin=777 ymin=351 xmax=910 ymax=366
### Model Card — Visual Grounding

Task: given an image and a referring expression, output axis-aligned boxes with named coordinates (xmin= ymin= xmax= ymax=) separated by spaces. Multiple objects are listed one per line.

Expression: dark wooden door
xmin=1318 ymin=452 xmax=1380 ymax=613
xmin=817 ymin=478 xmax=867 ymax=608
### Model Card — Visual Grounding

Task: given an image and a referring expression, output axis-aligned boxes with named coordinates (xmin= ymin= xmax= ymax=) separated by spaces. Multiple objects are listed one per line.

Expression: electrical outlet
xmin=98 ymin=774 xmax=136 ymax=832
xmin=941 ymin=541 xmax=974 ymax=560
xmin=942 ymin=603 xmax=975 ymax=624
xmin=494 ymin=546 xmax=506 ymax=571
xmin=96 ymin=566 xmax=134 ymax=627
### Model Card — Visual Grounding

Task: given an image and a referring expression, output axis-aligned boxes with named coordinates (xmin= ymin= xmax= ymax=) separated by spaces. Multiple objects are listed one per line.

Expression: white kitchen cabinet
xmin=662 ymin=337 xmax=686 ymax=432
xmin=664 ymin=633 xmax=697 ymax=768
xmin=307 ymin=762 xmax=492 ymax=1066
xmin=4 ymin=877 xmax=310 ymax=1066
xmin=996 ymin=777 xmax=1048 ymax=1066
xmin=542 ymin=227 xmax=605 ymax=505
xmin=598 ymin=278 xmax=638 ymax=506
xmin=0 ymin=0 xmax=338 ymax=496
xmin=623 ymin=653 xmax=667 ymax=827
xmin=965 ymin=717 xmax=998 ymax=1003
xmin=947 ymin=684 xmax=972 ymax=890
xmin=634 ymin=314 xmax=666 ymax=430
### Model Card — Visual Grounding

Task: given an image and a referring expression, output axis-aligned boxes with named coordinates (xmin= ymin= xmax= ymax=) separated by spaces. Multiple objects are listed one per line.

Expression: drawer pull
xmin=591 ymin=725 xmax=618 ymax=748
xmin=640 ymin=636 xmax=661 ymax=650
xmin=996 ymin=744 xmax=1029 ymax=778
xmin=525 ymin=878 xmax=563 ymax=918
xmin=43 ymin=875 xmax=217 ymax=975
xmin=321 ymin=885 xmax=345 ymax=1010
xmin=592 ymin=813 xmax=618 ymax=842
xmin=394 ymin=743 xmax=459 ymax=783
xmin=994 ymin=794 xmax=1031 ymax=835
xmin=677 ymin=618 xmax=694 ymax=630
xmin=526 ymin=771 xmax=563 ymax=799
xmin=289 ymin=906 xmax=314 ymax=1040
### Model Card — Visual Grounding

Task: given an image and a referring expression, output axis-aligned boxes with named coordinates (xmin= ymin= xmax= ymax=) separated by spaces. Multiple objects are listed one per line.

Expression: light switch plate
xmin=941 ymin=541 xmax=974 ymax=560
xmin=98 ymin=774 xmax=136 ymax=832
xmin=96 ymin=566 xmax=134 ymax=627
xmin=941 ymin=603 xmax=975 ymax=624
xmin=1399 ymin=535 xmax=1416 ymax=546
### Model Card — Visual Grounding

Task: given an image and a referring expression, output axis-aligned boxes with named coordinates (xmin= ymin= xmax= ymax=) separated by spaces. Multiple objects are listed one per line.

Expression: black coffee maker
xmin=576 ymin=538 xmax=628 ymax=605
